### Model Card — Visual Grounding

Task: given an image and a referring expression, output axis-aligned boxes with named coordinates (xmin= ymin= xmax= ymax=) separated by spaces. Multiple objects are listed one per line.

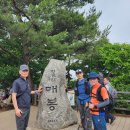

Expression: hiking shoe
xmin=110 ymin=117 xmax=116 ymax=124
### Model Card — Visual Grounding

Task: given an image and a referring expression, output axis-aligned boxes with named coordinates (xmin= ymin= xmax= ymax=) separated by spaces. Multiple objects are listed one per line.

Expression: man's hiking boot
xmin=110 ymin=116 xmax=116 ymax=124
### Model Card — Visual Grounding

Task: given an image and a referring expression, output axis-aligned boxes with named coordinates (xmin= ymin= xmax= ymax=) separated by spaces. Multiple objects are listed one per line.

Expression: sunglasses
xmin=89 ymin=78 xmax=97 ymax=80
xmin=76 ymin=72 xmax=82 ymax=74
xmin=22 ymin=70 xmax=29 ymax=72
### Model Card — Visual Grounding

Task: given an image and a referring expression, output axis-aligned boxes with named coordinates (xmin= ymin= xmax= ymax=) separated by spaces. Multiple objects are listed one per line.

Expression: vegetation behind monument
xmin=0 ymin=0 xmax=108 ymax=88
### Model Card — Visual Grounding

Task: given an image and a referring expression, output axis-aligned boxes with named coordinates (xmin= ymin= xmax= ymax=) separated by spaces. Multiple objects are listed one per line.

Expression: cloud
xmin=94 ymin=0 xmax=130 ymax=43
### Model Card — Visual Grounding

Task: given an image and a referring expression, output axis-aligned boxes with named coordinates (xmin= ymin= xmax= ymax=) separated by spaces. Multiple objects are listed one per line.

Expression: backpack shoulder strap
xmin=91 ymin=85 xmax=97 ymax=98
xmin=75 ymin=80 xmax=78 ymax=89
xmin=97 ymin=85 xmax=102 ymax=93
xmin=91 ymin=84 xmax=103 ymax=96
xmin=84 ymin=79 xmax=90 ymax=95
xmin=96 ymin=85 xmax=104 ymax=101
xmin=84 ymin=79 xmax=88 ymax=87
xmin=74 ymin=80 xmax=79 ymax=96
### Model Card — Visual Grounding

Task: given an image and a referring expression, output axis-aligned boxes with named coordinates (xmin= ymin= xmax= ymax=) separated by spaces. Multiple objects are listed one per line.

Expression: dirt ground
xmin=0 ymin=105 xmax=129 ymax=130
xmin=0 ymin=106 xmax=79 ymax=130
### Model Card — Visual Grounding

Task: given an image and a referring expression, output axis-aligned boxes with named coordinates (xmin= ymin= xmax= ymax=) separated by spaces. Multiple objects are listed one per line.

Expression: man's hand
xmin=89 ymin=103 xmax=95 ymax=109
xmin=38 ymin=85 xmax=43 ymax=93
xmin=31 ymin=85 xmax=43 ymax=95
xmin=15 ymin=108 xmax=23 ymax=117
xmin=85 ymin=102 xmax=89 ymax=107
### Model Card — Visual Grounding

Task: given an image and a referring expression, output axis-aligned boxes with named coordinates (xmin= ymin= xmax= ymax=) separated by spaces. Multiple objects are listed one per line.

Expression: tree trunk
xmin=67 ymin=54 xmax=71 ymax=87
xmin=22 ymin=41 xmax=34 ymax=90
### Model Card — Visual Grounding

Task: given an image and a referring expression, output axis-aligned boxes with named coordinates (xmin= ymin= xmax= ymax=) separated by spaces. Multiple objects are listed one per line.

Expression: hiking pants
xmin=105 ymin=107 xmax=115 ymax=123
xmin=92 ymin=114 xmax=106 ymax=130
xmin=78 ymin=100 xmax=92 ymax=130
xmin=15 ymin=108 xmax=30 ymax=130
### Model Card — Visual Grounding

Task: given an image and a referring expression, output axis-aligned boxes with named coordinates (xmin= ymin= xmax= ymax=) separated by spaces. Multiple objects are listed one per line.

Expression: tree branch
xmin=12 ymin=0 xmax=30 ymax=20
xmin=12 ymin=0 xmax=40 ymax=31
xmin=0 ymin=44 xmax=21 ymax=61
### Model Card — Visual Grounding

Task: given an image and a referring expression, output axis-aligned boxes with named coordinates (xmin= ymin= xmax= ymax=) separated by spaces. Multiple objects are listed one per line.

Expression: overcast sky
xmin=83 ymin=0 xmax=130 ymax=43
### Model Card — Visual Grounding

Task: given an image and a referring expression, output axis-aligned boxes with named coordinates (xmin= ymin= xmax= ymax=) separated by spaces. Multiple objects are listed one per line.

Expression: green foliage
xmin=0 ymin=65 xmax=18 ymax=88
xmin=97 ymin=43 xmax=130 ymax=109
xmin=97 ymin=43 xmax=130 ymax=89
xmin=57 ymin=0 xmax=94 ymax=8
xmin=0 ymin=0 xmax=70 ymax=86
xmin=0 ymin=0 xmax=109 ymax=89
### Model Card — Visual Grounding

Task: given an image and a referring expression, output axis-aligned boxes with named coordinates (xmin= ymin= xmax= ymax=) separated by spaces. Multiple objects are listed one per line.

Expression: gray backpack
xmin=110 ymin=85 xmax=117 ymax=99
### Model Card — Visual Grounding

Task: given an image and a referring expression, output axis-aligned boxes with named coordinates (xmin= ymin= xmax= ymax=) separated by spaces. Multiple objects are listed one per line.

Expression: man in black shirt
xmin=11 ymin=64 xmax=42 ymax=130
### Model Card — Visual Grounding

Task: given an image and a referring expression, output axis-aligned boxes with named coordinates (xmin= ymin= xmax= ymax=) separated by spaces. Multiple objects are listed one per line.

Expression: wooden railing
xmin=32 ymin=89 xmax=130 ymax=112
xmin=114 ymin=91 xmax=130 ymax=111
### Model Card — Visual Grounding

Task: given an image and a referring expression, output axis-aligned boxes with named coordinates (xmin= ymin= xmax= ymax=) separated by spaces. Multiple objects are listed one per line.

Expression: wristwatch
xmin=94 ymin=105 xmax=98 ymax=109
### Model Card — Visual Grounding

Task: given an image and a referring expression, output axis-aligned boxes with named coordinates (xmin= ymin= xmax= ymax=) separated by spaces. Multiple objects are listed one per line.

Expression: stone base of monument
xmin=29 ymin=123 xmax=81 ymax=130
xmin=35 ymin=59 xmax=78 ymax=130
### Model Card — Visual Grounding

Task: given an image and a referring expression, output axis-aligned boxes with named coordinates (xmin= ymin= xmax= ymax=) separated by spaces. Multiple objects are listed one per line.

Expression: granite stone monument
xmin=36 ymin=59 xmax=78 ymax=130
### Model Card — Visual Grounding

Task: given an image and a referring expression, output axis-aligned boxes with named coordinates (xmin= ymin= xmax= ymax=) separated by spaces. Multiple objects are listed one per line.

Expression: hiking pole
xmin=77 ymin=124 xmax=80 ymax=130
xmin=76 ymin=106 xmax=84 ymax=130
xmin=76 ymin=106 xmax=81 ymax=130
xmin=77 ymin=106 xmax=86 ymax=130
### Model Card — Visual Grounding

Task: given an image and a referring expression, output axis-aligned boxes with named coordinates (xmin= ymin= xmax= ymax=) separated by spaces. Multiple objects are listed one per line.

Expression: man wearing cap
xmin=11 ymin=64 xmax=43 ymax=130
xmin=88 ymin=72 xmax=109 ymax=130
xmin=74 ymin=69 xmax=92 ymax=130
xmin=99 ymin=72 xmax=105 ymax=86
xmin=103 ymin=77 xmax=116 ymax=124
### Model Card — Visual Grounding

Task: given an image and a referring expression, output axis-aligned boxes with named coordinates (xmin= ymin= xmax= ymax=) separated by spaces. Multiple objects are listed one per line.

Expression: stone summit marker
xmin=36 ymin=59 xmax=78 ymax=130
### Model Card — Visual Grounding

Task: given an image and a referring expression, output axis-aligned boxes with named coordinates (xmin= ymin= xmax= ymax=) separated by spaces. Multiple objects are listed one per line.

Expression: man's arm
xmin=96 ymin=99 xmax=109 ymax=108
xmin=12 ymin=93 xmax=22 ymax=117
xmin=31 ymin=85 xmax=43 ymax=95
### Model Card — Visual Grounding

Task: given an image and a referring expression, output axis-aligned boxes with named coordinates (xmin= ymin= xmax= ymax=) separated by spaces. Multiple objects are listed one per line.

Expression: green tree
xmin=61 ymin=7 xmax=109 ymax=81
xmin=0 ymin=0 xmax=109 ymax=89
xmin=97 ymin=43 xmax=130 ymax=109
xmin=97 ymin=43 xmax=130 ymax=91
xmin=0 ymin=0 xmax=69 ymax=88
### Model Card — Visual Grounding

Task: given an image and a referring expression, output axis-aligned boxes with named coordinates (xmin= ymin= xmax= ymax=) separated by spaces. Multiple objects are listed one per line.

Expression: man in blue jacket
xmin=74 ymin=69 xmax=92 ymax=130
